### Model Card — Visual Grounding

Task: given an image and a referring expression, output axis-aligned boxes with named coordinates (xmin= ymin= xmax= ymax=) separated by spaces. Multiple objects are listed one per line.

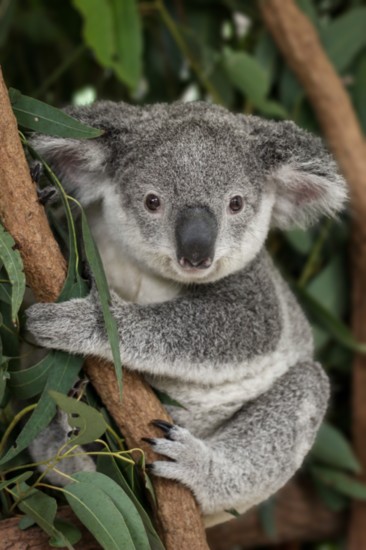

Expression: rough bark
xmin=0 ymin=66 xmax=208 ymax=550
xmin=258 ymin=2 xmax=366 ymax=548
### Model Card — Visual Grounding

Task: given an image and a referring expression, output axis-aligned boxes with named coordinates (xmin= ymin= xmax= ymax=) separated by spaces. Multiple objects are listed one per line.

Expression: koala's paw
xmin=26 ymin=296 xmax=102 ymax=354
xmin=143 ymin=420 xmax=211 ymax=488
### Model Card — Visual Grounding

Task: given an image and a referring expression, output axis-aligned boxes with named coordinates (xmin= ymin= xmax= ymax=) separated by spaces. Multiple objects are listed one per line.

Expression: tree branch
xmin=258 ymin=1 xmax=366 ymax=548
xmin=0 ymin=66 xmax=208 ymax=550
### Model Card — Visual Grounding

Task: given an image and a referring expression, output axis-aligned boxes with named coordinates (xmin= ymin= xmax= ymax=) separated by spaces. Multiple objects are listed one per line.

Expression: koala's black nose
xmin=175 ymin=207 xmax=218 ymax=269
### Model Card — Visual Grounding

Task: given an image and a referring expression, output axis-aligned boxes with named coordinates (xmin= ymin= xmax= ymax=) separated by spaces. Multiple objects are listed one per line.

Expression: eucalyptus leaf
xmin=322 ymin=7 xmax=366 ymax=72
xmin=0 ymin=471 xmax=33 ymax=491
xmin=18 ymin=515 xmax=36 ymax=530
xmin=258 ymin=497 xmax=277 ymax=539
xmin=9 ymin=88 xmax=103 ymax=138
xmin=81 ymin=210 xmax=123 ymax=397
xmin=97 ymin=455 xmax=165 ymax=550
xmin=72 ymin=0 xmax=142 ymax=90
xmin=311 ymin=466 xmax=366 ymax=500
xmin=51 ymin=518 xmax=82 ymax=547
xmin=295 ymin=285 xmax=366 ymax=353
xmin=224 ymin=508 xmax=240 ymax=518
xmin=10 ymin=483 xmax=74 ymax=550
xmin=72 ymin=472 xmax=150 ymax=550
xmin=8 ymin=353 xmax=52 ymax=400
xmin=64 ymin=481 xmax=137 ymax=550
xmin=222 ymin=47 xmax=269 ymax=104
xmin=312 ymin=478 xmax=348 ymax=512
xmin=154 ymin=388 xmax=186 ymax=409
xmin=49 ymin=391 xmax=107 ymax=446
xmin=311 ymin=422 xmax=361 ymax=473
xmin=0 ymin=222 xmax=25 ymax=323
xmin=307 ymin=256 xmax=346 ymax=318
xmin=285 ymin=229 xmax=313 ymax=255
xmin=0 ymin=364 xmax=8 ymax=404
xmin=254 ymin=31 xmax=278 ymax=87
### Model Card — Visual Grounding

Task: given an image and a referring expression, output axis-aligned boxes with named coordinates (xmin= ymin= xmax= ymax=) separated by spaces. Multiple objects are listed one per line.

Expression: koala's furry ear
xmin=30 ymin=101 xmax=140 ymax=205
xmin=245 ymin=117 xmax=347 ymax=229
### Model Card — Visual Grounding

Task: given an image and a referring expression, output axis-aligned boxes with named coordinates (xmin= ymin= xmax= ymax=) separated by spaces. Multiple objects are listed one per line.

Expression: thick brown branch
xmin=0 ymin=67 xmax=208 ymax=550
xmin=259 ymin=2 xmax=366 ymax=548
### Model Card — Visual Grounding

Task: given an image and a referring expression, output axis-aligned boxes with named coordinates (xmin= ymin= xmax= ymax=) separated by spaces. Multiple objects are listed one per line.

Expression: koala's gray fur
xmin=26 ymin=100 xmax=346 ymax=526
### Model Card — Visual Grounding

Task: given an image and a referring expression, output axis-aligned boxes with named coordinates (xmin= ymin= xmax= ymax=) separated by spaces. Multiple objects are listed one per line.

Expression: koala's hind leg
xmin=29 ymin=411 xmax=96 ymax=486
xmin=144 ymin=361 xmax=329 ymax=522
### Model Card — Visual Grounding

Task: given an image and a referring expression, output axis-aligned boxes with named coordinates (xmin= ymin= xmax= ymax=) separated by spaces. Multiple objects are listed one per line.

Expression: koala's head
xmin=33 ymin=101 xmax=347 ymax=284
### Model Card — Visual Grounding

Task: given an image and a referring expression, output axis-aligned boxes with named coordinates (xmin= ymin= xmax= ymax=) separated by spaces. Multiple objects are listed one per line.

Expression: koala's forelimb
xmin=26 ymin=254 xmax=280 ymax=385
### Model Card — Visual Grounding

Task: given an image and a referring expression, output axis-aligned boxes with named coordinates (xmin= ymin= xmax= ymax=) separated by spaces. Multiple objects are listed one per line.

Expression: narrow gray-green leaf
xmin=295 ymin=285 xmax=366 ymax=353
xmin=0 ymin=223 xmax=25 ymax=323
xmin=0 ymin=471 xmax=33 ymax=491
xmin=11 ymin=482 xmax=57 ymax=537
xmin=8 ymin=353 xmax=52 ymax=399
xmin=51 ymin=518 xmax=82 ymax=547
xmin=10 ymin=88 xmax=103 ymax=138
xmin=312 ymin=422 xmax=361 ymax=473
xmin=72 ymin=0 xmax=142 ymax=90
xmin=10 ymin=482 xmax=74 ymax=550
xmin=49 ymin=390 xmax=107 ymax=446
xmin=81 ymin=210 xmax=123 ymax=397
xmin=222 ymin=47 xmax=269 ymax=104
xmin=0 ymin=363 xmax=8 ymax=404
xmin=311 ymin=466 xmax=366 ymax=500
xmin=97 ymin=455 xmax=165 ymax=550
xmin=154 ymin=388 xmax=186 ymax=409
xmin=321 ymin=8 xmax=366 ymax=72
xmin=72 ymin=472 xmax=150 ymax=550
xmin=64 ymin=481 xmax=136 ymax=550
xmin=258 ymin=497 xmax=276 ymax=539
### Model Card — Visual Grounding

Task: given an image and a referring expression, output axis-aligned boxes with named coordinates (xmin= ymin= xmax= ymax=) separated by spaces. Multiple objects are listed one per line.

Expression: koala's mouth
xmin=170 ymin=256 xmax=217 ymax=282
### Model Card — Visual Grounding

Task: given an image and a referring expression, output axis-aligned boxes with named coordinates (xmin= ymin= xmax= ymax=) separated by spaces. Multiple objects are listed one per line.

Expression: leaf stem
xmin=298 ymin=219 xmax=333 ymax=287
xmin=0 ymin=404 xmax=37 ymax=458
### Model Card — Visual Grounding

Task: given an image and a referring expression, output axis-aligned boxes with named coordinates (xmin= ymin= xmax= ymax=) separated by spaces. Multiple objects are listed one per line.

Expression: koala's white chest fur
xmin=88 ymin=204 xmax=181 ymax=304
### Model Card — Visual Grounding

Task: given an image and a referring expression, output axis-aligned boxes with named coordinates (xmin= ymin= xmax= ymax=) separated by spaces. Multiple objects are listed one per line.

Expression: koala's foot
xmin=143 ymin=420 xmax=211 ymax=488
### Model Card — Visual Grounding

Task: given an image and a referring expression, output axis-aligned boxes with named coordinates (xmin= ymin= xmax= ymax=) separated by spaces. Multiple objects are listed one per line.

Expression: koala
xmin=26 ymin=101 xmax=347 ymax=527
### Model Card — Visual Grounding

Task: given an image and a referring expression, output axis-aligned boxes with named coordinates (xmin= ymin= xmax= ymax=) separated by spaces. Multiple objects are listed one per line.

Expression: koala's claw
xmin=151 ymin=419 xmax=174 ymax=434
xmin=141 ymin=423 xmax=210 ymax=490
xmin=141 ymin=437 xmax=156 ymax=446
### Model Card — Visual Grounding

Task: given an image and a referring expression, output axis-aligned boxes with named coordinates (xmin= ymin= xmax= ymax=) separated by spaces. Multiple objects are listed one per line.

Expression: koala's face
xmin=104 ymin=122 xmax=274 ymax=284
xmin=33 ymin=101 xmax=346 ymax=285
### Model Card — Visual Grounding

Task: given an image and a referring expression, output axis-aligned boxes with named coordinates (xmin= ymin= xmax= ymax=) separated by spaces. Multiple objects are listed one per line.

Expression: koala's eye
xmin=145 ymin=193 xmax=161 ymax=212
xmin=229 ymin=195 xmax=243 ymax=213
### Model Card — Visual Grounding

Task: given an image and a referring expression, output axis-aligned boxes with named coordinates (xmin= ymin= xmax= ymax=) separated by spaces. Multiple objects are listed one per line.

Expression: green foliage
xmin=1 ymin=0 xmax=365 ymax=548
xmin=9 ymin=88 xmax=103 ymax=138
xmin=0 ymin=223 xmax=25 ymax=324
xmin=72 ymin=0 xmax=143 ymax=91
xmin=80 ymin=210 xmax=123 ymax=397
